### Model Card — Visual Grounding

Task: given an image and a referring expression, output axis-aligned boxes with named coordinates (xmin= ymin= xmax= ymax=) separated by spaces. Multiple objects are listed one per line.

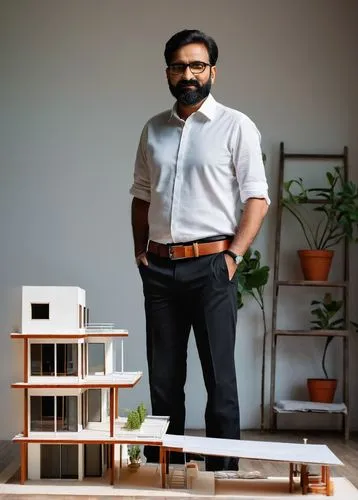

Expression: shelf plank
xmin=274 ymin=408 xmax=347 ymax=415
xmin=277 ymin=280 xmax=348 ymax=287
xmin=284 ymin=153 xmax=344 ymax=160
xmin=274 ymin=329 xmax=349 ymax=337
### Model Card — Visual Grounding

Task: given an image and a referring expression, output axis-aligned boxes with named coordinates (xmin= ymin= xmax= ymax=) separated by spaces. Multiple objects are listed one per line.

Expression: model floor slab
xmin=163 ymin=434 xmax=343 ymax=466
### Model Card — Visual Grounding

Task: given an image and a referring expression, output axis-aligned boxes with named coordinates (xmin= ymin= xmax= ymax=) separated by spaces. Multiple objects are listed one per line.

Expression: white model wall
xmin=0 ymin=0 xmax=357 ymax=438
xmin=21 ymin=287 xmax=86 ymax=333
xmin=78 ymin=444 xmax=84 ymax=481
xmin=28 ymin=444 xmax=40 ymax=480
xmin=105 ymin=340 xmax=113 ymax=375
xmin=101 ymin=389 xmax=108 ymax=422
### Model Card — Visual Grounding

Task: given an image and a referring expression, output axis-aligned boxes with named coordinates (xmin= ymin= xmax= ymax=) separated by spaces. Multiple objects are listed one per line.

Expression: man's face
xmin=166 ymin=43 xmax=216 ymax=106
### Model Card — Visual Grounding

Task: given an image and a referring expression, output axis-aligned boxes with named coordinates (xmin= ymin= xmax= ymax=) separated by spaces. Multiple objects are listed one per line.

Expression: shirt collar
xmin=169 ymin=93 xmax=217 ymax=122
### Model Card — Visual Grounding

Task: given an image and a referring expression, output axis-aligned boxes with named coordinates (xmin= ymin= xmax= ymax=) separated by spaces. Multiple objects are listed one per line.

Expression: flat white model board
xmin=12 ymin=371 xmax=143 ymax=388
xmin=13 ymin=416 xmax=170 ymax=444
xmin=163 ymin=435 xmax=342 ymax=466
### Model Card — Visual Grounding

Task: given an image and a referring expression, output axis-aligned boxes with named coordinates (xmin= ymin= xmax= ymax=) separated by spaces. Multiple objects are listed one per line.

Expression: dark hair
xmin=164 ymin=29 xmax=218 ymax=66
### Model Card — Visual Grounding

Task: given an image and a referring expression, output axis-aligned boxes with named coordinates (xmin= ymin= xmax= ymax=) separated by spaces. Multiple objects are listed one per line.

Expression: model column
xmin=109 ymin=386 xmax=115 ymax=485
xmin=21 ymin=338 xmax=29 ymax=484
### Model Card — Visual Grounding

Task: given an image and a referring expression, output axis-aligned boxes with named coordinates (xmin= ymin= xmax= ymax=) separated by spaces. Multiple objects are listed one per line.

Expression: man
xmin=130 ymin=29 xmax=269 ymax=471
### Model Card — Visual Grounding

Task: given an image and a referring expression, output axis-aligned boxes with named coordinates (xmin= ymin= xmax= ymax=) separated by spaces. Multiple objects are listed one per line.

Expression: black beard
xmin=169 ymin=79 xmax=212 ymax=106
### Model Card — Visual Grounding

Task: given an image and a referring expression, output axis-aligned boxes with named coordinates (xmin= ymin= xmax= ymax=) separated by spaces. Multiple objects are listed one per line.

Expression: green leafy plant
xmin=310 ymin=293 xmax=344 ymax=379
xmin=125 ymin=409 xmax=141 ymax=430
xmin=237 ymin=247 xmax=270 ymax=430
xmin=128 ymin=444 xmax=141 ymax=462
xmin=283 ymin=167 xmax=358 ymax=250
xmin=125 ymin=403 xmax=147 ymax=430
xmin=137 ymin=402 xmax=147 ymax=424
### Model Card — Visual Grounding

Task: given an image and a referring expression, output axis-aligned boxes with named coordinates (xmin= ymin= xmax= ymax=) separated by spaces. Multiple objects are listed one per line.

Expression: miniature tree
xmin=137 ymin=402 xmax=147 ymax=424
xmin=125 ymin=409 xmax=141 ymax=430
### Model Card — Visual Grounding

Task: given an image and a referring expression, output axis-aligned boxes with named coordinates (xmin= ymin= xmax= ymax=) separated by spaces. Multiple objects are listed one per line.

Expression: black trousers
xmin=139 ymin=249 xmax=240 ymax=471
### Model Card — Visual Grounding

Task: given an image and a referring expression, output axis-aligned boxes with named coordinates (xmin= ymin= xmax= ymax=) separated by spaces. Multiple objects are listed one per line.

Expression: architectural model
xmin=11 ymin=286 xmax=169 ymax=483
xmin=10 ymin=286 xmax=343 ymax=496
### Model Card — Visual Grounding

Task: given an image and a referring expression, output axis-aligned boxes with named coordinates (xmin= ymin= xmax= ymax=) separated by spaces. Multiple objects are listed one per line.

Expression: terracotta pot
xmin=307 ymin=378 xmax=337 ymax=403
xmin=128 ymin=460 xmax=141 ymax=471
xmin=298 ymin=250 xmax=334 ymax=281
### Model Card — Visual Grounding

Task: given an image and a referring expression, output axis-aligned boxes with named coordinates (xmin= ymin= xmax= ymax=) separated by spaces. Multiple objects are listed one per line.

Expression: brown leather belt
xmin=148 ymin=239 xmax=231 ymax=260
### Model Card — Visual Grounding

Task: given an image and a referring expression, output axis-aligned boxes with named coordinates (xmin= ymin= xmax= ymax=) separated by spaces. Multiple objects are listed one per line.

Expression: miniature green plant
xmin=125 ymin=409 xmax=141 ymax=430
xmin=237 ymin=247 xmax=270 ymax=431
xmin=283 ymin=167 xmax=358 ymax=250
xmin=128 ymin=444 xmax=141 ymax=462
xmin=125 ymin=403 xmax=147 ymax=430
xmin=137 ymin=402 xmax=147 ymax=424
xmin=310 ymin=293 xmax=344 ymax=379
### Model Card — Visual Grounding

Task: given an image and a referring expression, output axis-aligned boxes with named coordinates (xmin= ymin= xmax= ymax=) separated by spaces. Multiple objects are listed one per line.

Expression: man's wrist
xmin=135 ymin=247 xmax=147 ymax=258
xmin=224 ymin=249 xmax=243 ymax=266
xmin=135 ymin=250 xmax=146 ymax=266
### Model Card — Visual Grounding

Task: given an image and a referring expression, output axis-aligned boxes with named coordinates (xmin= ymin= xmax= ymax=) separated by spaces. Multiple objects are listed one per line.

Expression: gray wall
xmin=1 ymin=0 xmax=357 ymax=439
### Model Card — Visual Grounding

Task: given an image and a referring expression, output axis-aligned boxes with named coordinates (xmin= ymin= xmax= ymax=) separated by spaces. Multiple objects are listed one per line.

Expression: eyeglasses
xmin=167 ymin=61 xmax=211 ymax=75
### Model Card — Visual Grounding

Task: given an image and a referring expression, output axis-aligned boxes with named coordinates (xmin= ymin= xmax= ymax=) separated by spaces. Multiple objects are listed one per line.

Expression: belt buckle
xmin=169 ymin=242 xmax=200 ymax=260
xmin=169 ymin=244 xmax=184 ymax=260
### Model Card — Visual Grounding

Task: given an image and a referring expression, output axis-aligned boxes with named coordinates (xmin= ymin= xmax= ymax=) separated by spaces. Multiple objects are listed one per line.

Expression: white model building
xmin=11 ymin=286 xmax=169 ymax=484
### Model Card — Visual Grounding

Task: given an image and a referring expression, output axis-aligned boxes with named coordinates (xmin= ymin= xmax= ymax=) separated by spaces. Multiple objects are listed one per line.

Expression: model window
xmin=41 ymin=444 xmax=78 ymax=479
xmin=30 ymin=344 xmax=78 ymax=376
xmin=88 ymin=389 xmax=101 ymax=422
xmin=30 ymin=344 xmax=42 ymax=376
xmin=42 ymin=344 xmax=55 ymax=375
xmin=31 ymin=344 xmax=55 ymax=376
xmin=84 ymin=343 xmax=88 ymax=376
xmin=31 ymin=303 xmax=49 ymax=320
xmin=56 ymin=396 xmax=78 ymax=432
xmin=31 ymin=396 xmax=78 ymax=432
xmin=79 ymin=304 xmax=83 ymax=328
xmin=82 ymin=391 xmax=88 ymax=428
xmin=88 ymin=343 xmax=105 ymax=375
xmin=84 ymin=444 xmax=102 ymax=477
xmin=30 ymin=396 xmax=55 ymax=432
xmin=85 ymin=307 xmax=89 ymax=325
xmin=57 ymin=344 xmax=78 ymax=376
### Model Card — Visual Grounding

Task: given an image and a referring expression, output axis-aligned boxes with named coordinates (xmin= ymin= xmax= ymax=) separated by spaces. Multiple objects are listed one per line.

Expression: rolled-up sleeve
xmin=130 ymin=125 xmax=151 ymax=203
xmin=233 ymin=117 xmax=270 ymax=205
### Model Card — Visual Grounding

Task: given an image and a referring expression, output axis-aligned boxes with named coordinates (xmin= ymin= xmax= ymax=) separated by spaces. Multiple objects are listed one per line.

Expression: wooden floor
xmin=0 ymin=430 xmax=357 ymax=497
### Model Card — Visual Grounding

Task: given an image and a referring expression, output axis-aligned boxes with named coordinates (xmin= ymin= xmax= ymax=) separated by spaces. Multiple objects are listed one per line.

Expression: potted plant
xmin=127 ymin=444 xmax=141 ymax=470
xmin=237 ymin=247 xmax=270 ymax=430
xmin=307 ymin=293 xmax=344 ymax=402
xmin=283 ymin=167 xmax=358 ymax=280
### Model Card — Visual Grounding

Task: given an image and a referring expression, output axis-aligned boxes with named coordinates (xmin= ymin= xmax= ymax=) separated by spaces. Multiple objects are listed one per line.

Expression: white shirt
xmin=130 ymin=94 xmax=270 ymax=244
